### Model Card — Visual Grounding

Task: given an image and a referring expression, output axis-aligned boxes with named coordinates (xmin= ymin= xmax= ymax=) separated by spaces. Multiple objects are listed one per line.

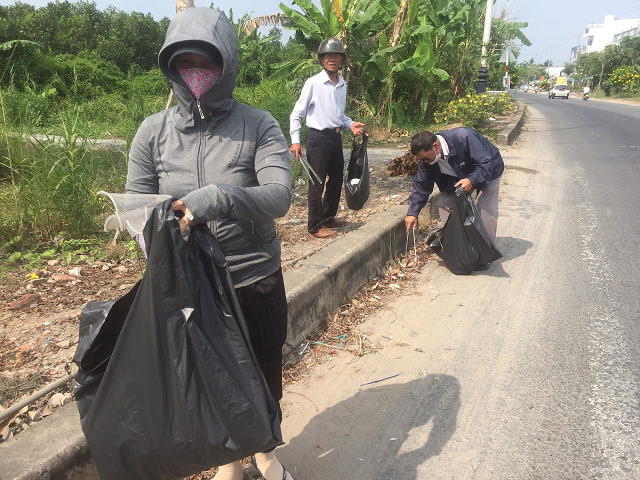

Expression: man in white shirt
xmin=290 ymin=38 xmax=365 ymax=238
xmin=583 ymin=85 xmax=590 ymax=99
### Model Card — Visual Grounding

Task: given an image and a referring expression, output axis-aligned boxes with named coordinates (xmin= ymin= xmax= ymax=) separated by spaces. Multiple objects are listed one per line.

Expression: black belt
xmin=310 ymin=127 xmax=341 ymax=134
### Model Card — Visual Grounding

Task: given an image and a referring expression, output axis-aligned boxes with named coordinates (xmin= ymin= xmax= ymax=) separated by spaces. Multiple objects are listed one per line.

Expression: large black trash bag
xmin=72 ymin=200 xmax=282 ymax=480
xmin=72 ymin=282 xmax=141 ymax=417
xmin=427 ymin=187 xmax=502 ymax=275
xmin=344 ymin=134 xmax=370 ymax=210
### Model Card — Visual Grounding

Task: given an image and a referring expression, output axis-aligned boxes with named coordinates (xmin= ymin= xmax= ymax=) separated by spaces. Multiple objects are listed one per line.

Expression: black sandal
xmin=252 ymin=456 xmax=291 ymax=480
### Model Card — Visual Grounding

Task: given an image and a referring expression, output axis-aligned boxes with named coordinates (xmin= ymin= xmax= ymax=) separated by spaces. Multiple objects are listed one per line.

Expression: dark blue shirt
xmin=407 ymin=127 xmax=504 ymax=217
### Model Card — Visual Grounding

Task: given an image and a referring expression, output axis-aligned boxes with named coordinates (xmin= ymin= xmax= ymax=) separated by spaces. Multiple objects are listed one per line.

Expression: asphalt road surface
xmin=277 ymin=93 xmax=640 ymax=479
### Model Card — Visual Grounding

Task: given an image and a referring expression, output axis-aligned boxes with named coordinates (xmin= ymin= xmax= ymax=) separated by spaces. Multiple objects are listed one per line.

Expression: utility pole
xmin=475 ymin=0 xmax=494 ymax=93
xmin=504 ymin=1 xmax=509 ymax=90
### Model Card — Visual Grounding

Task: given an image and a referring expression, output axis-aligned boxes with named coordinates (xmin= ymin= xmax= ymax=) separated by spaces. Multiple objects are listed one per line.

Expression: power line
xmin=616 ymin=5 xmax=640 ymax=18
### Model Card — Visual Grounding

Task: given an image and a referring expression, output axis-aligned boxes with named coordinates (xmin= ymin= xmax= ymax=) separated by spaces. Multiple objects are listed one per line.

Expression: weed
xmin=0 ymin=231 xmax=144 ymax=278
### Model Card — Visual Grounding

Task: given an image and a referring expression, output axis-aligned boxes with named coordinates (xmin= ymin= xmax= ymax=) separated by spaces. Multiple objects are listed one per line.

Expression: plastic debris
xmin=360 ymin=373 xmax=401 ymax=386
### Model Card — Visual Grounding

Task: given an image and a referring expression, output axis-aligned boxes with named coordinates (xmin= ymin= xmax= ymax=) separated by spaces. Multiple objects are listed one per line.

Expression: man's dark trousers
xmin=306 ymin=128 xmax=344 ymax=233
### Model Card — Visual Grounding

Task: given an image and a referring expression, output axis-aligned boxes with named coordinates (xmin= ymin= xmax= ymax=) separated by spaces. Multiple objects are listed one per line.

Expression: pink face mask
xmin=178 ymin=67 xmax=223 ymax=99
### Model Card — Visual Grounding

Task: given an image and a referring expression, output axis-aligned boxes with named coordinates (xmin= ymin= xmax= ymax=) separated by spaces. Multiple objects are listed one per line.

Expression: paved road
xmin=277 ymin=93 xmax=640 ymax=479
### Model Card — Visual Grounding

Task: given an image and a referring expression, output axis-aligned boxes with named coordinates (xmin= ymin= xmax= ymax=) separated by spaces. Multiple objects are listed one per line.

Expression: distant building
xmin=612 ymin=26 xmax=640 ymax=44
xmin=570 ymin=46 xmax=579 ymax=62
xmin=546 ymin=66 xmax=565 ymax=80
xmin=580 ymin=15 xmax=640 ymax=55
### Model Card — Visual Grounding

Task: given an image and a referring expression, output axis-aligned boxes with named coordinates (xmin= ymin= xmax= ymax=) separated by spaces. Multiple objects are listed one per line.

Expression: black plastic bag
xmin=427 ymin=187 xmax=502 ymax=275
xmin=344 ymin=134 xmax=370 ymax=210
xmin=72 ymin=282 xmax=141 ymax=416
xmin=73 ymin=200 xmax=282 ymax=480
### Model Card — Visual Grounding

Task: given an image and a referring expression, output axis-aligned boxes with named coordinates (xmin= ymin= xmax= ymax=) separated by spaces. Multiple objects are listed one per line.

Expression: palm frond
xmin=242 ymin=14 xmax=293 ymax=35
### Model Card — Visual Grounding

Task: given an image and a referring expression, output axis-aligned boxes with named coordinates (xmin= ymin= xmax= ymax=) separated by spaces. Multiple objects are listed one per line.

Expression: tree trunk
xmin=166 ymin=0 xmax=195 ymax=110
xmin=176 ymin=0 xmax=194 ymax=14
xmin=376 ymin=0 xmax=409 ymax=126
xmin=338 ymin=28 xmax=351 ymax=85
xmin=598 ymin=56 xmax=605 ymax=89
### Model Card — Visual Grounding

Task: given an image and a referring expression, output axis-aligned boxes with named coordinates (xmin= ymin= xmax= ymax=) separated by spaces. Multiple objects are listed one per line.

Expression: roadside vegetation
xmin=0 ymin=0 xmax=522 ymax=278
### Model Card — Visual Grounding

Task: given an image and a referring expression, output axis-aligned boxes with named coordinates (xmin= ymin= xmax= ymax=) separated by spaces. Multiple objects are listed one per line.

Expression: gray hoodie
xmin=126 ymin=7 xmax=292 ymax=288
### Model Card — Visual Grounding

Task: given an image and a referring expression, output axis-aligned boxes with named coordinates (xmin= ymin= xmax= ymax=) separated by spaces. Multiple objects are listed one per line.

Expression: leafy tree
xmin=26 ymin=1 xmax=106 ymax=54
xmin=517 ymin=62 xmax=547 ymax=84
xmin=563 ymin=62 xmax=575 ymax=76
xmin=97 ymin=10 xmax=166 ymax=72
xmin=618 ymin=36 xmax=640 ymax=68
xmin=0 ymin=2 xmax=38 ymax=45
xmin=575 ymin=45 xmax=621 ymax=89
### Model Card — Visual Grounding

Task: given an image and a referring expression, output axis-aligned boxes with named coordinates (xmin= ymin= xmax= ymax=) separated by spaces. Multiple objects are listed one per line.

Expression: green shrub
xmin=607 ymin=66 xmax=640 ymax=96
xmin=49 ymin=52 xmax=125 ymax=101
xmin=434 ymin=92 xmax=513 ymax=132
xmin=126 ymin=67 xmax=170 ymax=98
xmin=235 ymin=79 xmax=297 ymax=139
xmin=0 ymin=84 xmax=58 ymax=129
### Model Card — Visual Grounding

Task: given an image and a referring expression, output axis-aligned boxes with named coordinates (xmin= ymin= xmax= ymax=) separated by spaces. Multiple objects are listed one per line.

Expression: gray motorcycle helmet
xmin=317 ymin=37 xmax=346 ymax=60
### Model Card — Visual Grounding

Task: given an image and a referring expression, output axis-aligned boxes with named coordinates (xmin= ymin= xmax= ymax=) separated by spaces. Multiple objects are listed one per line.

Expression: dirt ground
xmin=0 ymin=151 xmax=427 ymax=443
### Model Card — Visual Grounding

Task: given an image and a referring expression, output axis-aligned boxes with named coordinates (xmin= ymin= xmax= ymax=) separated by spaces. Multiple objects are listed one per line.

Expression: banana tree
xmin=265 ymin=0 xmax=342 ymax=81
xmin=268 ymin=0 xmax=394 ymax=83
xmin=367 ymin=0 xmax=467 ymax=125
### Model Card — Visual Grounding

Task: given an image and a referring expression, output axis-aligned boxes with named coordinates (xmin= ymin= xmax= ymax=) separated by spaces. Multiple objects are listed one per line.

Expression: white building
xmin=546 ymin=66 xmax=565 ymax=79
xmin=581 ymin=15 xmax=640 ymax=54
xmin=612 ymin=26 xmax=640 ymax=44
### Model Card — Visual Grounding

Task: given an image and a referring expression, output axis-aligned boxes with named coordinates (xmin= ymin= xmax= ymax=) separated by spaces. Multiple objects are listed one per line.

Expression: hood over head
xmin=159 ymin=7 xmax=238 ymax=124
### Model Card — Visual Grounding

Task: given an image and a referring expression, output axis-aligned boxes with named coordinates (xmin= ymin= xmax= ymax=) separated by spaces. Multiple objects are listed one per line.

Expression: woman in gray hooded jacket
xmin=126 ymin=7 xmax=294 ymax=480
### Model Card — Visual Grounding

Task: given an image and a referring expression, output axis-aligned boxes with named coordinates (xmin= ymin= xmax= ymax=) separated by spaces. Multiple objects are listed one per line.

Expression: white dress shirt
xmin=435 ymin=135 xmax=457 ymax=177
xmin=289 ymin=69 xmax=353 ymax=144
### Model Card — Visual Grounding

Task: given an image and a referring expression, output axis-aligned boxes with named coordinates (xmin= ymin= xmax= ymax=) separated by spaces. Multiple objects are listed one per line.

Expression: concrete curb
xmin=0 ymin=403 xmax=98 ymax=480
xmin=283 ymin=205 xmax=408 ymax=352
xmin=496 ymin=103 xmax=525 ymax=145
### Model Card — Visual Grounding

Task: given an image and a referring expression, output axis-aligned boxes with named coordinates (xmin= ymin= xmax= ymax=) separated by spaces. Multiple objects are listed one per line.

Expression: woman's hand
xmin=171 ymin=200 xmax=195 ymax=233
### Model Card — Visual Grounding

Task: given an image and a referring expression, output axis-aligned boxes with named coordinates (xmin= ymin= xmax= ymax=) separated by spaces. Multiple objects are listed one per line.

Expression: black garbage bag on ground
xmin=72 ymin=199 xmax=282 ymax=480
xmin=427 ymin=187 xmax=502 ymax=275
xmin=344 ymin=134 xmax=370 ymax=210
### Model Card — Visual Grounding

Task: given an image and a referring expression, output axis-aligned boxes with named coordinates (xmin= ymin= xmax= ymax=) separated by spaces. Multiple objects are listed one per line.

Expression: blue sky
xmin=1 ymin=0 xmax=640 ymax=66
xmin=498 ymin=0 xmax=640 ymax=66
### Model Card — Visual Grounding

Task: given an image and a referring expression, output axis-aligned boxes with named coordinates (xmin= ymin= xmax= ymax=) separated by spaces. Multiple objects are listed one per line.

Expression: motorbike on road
xmin=583 ymin=92 xmax=589 ymax=101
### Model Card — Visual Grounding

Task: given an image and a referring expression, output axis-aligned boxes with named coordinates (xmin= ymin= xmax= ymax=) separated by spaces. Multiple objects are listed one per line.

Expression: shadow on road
xmin=465 ymin=236 xmax=533 ymax=278
xmin=281 ymin=375 xmax=460 ymax=479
